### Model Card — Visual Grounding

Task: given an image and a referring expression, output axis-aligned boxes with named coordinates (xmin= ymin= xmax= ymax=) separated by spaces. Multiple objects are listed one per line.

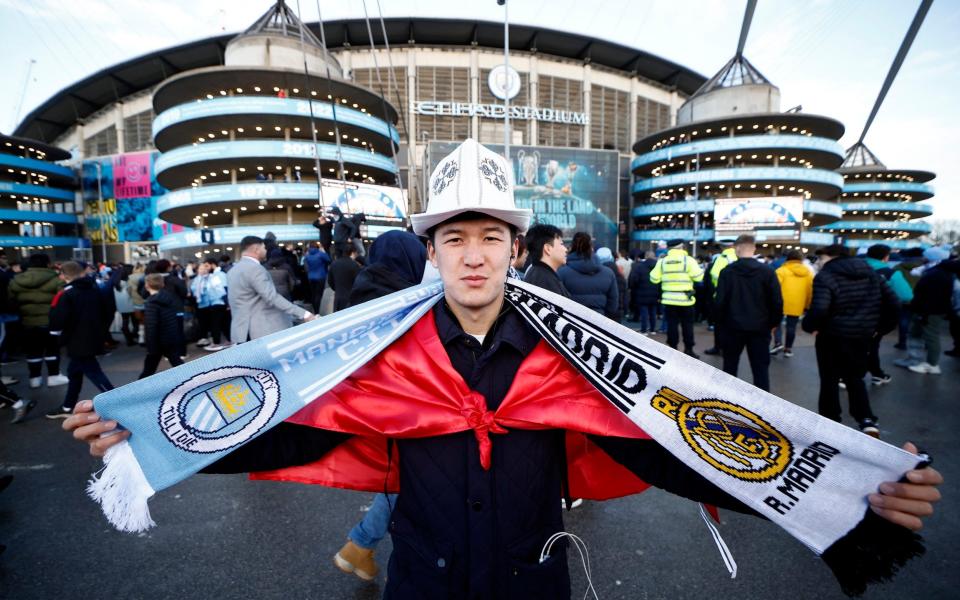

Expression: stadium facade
xmin=11 ymin=2 xmax=934 ymax=259
xmin=0 ymin=133 xmax=83 ymax=258
xmin=818 ymin=142 xmax=935 ymax=249
xmin=14 ymin=3 xmax=703 ymax=260
xmin=630 ymin=54 xmax=935 ymax=255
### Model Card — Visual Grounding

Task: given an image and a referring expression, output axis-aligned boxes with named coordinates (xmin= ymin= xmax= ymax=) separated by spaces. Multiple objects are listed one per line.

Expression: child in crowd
xmin=139 ymin=273 xmax=186 ymax=379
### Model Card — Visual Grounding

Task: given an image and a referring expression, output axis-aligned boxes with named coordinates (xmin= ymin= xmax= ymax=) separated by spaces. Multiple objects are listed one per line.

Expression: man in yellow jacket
xmin=773 ymin=249 xmax=813 ymax=357
xmin=704 ymin=243 xmax=738 ymax=355
xmin=650 ymin=239 xmax=704 ymax=357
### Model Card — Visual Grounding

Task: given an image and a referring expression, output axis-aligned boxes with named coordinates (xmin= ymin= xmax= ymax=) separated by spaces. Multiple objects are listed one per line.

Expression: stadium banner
xmin=428 ymin=142 xmax=619 ymax=250
xmin=713 ymin=196 xmax=803 ymax=242
xmin=82 ymin=152 xmax=179 ymax=242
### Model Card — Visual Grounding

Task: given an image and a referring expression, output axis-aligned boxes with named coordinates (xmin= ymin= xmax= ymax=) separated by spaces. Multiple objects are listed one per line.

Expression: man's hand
xmin=869 ymin=442 xmax=943 ymax=531
xmin=303 ymin=311 xmax=317 ymax=322
xmin=63 ymin=400 xmax=130 ymax=458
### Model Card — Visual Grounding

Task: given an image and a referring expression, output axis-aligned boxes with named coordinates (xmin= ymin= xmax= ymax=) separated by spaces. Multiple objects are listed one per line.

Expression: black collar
xmin=531 ymin=259 xmax=558 ymax=274
xmin=434 ymin=297 xmax=538 ymax=356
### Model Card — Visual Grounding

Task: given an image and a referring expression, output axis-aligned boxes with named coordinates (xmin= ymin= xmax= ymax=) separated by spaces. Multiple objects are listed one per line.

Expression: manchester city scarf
xmin=89 ymin=278 xmax=925 ymax=595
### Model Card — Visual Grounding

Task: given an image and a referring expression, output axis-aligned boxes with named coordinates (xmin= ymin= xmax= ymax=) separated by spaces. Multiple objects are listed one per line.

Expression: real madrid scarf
xmin=89 ymin=278 xmax=925 ymax=596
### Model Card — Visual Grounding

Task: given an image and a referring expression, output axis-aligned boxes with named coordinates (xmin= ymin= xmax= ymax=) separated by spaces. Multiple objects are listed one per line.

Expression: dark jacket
xmin=523 ymin=261 xmax=570 ymax=298
xmin=206 ymin=303 xmax=751 ymax=599
xmin=557 ymin=252 xmax=618 ymax=318
xmin=303 ymin=247 xmax=332 ymax=282
xmin=48 ymin=277 xmax=112 ymax=358
xmin=715 ymin=258 xmax=784 ymax=332
xmin=802 ymin=255 xmax=900 ymax=338
xmin=8 ymin=267 xmax=63 ymax=328
xmin=267 ymin=265 xmax=296 ymax=301
xmin=348 ymin=231 xmax=425 ymax=307
xmin=140 ymin=274 xmax=188 ymax=312
xmin=628 ymin=258 xmax=659 ymax=307
xmin=328 ymin=256 xmax=362 ymax=312
xmin=332 ymin=216 xmax=358 ymax=245
xmin=312 ymin=218 xmax=333 ymax=250
xmin=602 ymin=261 xmax=627 ymax=323
xmin=911 ymin=260 xmax=959 ymax=316
xmin=144 ymin=289 xmax=185 ymax=354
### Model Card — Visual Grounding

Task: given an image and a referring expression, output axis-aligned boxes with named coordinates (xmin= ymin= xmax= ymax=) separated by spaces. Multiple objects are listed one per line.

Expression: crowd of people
xmin=0 ymin=213 xmax=380 ymax=423
xmin=514 ymin=231 xmax=959 ymax=439
xmin=46 ymin=139 xmax=945 ymax=599
xmin=2 ymin=211 xmax=956 ymax=439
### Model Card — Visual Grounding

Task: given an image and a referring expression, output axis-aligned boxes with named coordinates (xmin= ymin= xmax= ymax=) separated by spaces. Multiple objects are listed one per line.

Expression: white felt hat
xmin=410 ymin=139 xmax=532 ymax=235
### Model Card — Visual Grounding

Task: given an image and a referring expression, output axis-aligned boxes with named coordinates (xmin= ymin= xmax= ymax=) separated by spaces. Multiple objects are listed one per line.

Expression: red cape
xmin=253 ymin=313 xmax=652 ymax=500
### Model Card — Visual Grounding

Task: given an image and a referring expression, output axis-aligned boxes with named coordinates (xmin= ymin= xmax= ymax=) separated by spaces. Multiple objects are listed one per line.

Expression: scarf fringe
xmin=86 ymin=440 xmax=157 ymax=533
xmin=820 ymin=509 xmax=925 ymax=597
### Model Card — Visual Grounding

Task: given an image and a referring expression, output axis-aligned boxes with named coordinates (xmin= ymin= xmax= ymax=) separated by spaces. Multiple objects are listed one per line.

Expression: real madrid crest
xmin=652 ymin=387 xmax=792 ymax=482
xmin=158 ymin=366 xmax=281 ymax=454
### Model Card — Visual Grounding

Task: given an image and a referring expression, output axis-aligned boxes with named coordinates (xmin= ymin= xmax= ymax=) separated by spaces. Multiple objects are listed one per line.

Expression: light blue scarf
xmin=90 ymin=279 xmax=924 ymax=595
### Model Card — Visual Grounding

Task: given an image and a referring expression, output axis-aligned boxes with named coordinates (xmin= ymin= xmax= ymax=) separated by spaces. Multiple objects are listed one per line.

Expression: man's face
xmin=428 ymin=217 xmax=516 ymax=313
xmin=544 ymin=235 xmax=568 ymax=269
xmin=249 ymin=243 xmax=267 ymax=261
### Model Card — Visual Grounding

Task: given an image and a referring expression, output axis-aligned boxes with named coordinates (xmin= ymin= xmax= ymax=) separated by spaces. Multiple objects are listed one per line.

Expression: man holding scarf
xmin=66 ymin=140 xmax=941 ymax=599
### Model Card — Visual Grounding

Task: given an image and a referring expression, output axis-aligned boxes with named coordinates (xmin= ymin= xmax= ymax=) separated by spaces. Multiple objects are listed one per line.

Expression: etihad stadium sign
xmin=412 ymin=101 xmax=589 ymax=125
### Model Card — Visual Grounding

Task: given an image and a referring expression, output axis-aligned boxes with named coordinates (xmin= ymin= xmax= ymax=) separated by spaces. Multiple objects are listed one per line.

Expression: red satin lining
xmin=253 ymin=314 xmax=651 ymax=500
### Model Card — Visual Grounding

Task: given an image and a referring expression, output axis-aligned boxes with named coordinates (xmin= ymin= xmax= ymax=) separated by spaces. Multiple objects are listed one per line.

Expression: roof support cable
xmin=361 ymin=0 xmax=407 ymax=202
xmin=374 ymin=1 xmax=424 ymax=210
xmin=294 ymin=0 xmax=327 ymax=211
xmin=735 ymin=0 xmax=758 ymax=58
xmin=312 ymin=0 xmax=349 ymax=188
xmin=857 ymin=0 xmax=933 ymax=144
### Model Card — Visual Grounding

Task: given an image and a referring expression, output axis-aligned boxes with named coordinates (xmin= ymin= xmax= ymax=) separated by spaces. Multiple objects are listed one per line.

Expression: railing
xmin=632 ymin=134 xmax=844 ymax=171
xmin=0 ymin=181 xmax=75 ymax=201
xmin=154 ymin=140 xmax=397 ymax=176
xmin=153 ymin=96 xmax=400 ymax=145
xmin=632 ymin=167 xmax=844 ymax=194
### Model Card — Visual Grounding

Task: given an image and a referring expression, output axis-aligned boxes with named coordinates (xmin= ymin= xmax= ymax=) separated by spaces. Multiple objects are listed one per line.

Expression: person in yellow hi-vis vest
xmin=704 ymin=243 xmax=738 ymax=355
xmin=649 ymin=239 xmax=704 ymax=358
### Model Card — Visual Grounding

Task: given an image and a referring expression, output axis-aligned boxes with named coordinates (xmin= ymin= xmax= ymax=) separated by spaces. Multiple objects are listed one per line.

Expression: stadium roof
xmin=14 ymin=17 xmax=706 ymax=143
xmin=688 ymin=54 xmax=774 ymax=99
xmin=839 ymin=142 xmax=935 ymax=181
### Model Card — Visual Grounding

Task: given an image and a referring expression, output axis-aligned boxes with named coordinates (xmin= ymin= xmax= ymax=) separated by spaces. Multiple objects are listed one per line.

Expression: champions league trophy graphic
xmin=544 ymin=159 xmax=561 ymax=189
xmin=560 ymin=162 xmax=578 ymax=195
xmin=515 ymin=149 xmax=540 ymax=186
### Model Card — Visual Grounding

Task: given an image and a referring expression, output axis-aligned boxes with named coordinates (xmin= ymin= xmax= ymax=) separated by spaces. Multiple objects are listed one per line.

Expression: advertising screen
xmin=713 ymin=196 xmax=803 ymax=242
xmin=82 ymin=152 xmax=183 ymax=242
xmin=428 ymin=142 xmax=619 ymax=251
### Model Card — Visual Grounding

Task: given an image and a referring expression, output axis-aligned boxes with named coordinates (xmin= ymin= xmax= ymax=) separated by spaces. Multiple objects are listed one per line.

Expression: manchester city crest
xmin=158 ymin=367 xmax=281 ymax=454
xmin=652 ymin=387 xmax=792 ymax=482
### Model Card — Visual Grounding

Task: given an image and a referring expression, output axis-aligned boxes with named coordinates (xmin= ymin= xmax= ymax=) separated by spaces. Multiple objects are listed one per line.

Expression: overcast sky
xmin=1 ymin=0 xmax=957 ymax=220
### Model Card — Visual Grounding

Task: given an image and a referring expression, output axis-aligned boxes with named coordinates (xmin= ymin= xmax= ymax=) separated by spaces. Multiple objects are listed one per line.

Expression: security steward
xmin=704 ymin=242 xmax=738 ymax=355
xmin=649 ymin=239 xmax=704 ymax=358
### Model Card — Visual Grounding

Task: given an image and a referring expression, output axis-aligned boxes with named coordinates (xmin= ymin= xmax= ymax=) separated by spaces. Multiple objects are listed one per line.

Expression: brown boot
xmin=334 ymin=539 xmax=378 ymax=580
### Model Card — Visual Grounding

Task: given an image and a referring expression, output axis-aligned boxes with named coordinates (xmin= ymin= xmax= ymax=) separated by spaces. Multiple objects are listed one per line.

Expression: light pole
xmin=692 ymin=150 xmax=700 ymax=258
xmin=94 ymin=162 xmax=107 ymax=263
xmin=498 ymin=0 xmax=510 ymax=161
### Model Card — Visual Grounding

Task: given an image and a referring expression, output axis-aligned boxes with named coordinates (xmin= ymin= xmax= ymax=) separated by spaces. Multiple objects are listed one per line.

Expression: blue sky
xmin=1 ymin=0 xmax=957 ymax=220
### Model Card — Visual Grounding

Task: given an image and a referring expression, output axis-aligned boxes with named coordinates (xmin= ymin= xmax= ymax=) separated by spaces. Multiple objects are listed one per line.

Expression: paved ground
xmin=1 ymin=323 xmax=957 ymax=599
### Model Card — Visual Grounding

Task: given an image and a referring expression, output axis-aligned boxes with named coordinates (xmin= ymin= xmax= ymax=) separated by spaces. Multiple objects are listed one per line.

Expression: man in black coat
xmin=802 ymin=244 xmax=899 ymax=437
xmin=715 ymin=235 xmax=783 ymax=392
xmin=898 ymin=253 xmax=959 ymax=374
xmin=328 ymin=245 xmax=362 ymax=312
xmin=66 ymin=141 xmax=943 ymax=599
xmin=628 ymin=252 xmax=659 ymax=333
xmin=312 ymin=212 xmax=333 ymax=255
xmin=330 ymin=207 xmax=358 ymax=258
xmin=521 ymin=223 xmax=570 ymax=298
xmin=138 ymin=273 xmax=186 ymax=379
xmin=45 ymin=261 xmax=114 ymax=419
